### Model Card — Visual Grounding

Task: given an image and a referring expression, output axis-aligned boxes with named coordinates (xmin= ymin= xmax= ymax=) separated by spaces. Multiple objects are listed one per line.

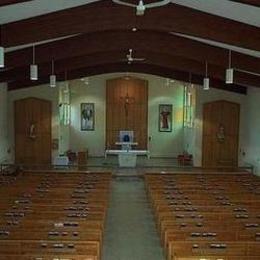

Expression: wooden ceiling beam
xmin=1 ymin=50 xmax=259 ymax=88
xmin=229 ymin=0 xmax=260 ymax=7
xmin=2 ymin=1 xmax=260 ymax=51
xmin=0 ymin=0 xmax=32 ymax=7
xmin=4 ymin=31 xmax=260 ymax=76
xmin=7 ymin=60 xmax=247 ymax=95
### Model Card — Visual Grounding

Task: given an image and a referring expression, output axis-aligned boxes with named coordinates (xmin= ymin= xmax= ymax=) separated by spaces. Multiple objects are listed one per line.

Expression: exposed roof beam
xmin=8 ymin=62 xmax=247 ymax=94
xmin=4 ymin=31 xmax=260 ymax=76
xmin=229 ymin=0 xmax=260 ymax=7
xmin=1 ymin=50 xmax=259 ymax=88
xmin=2 ymin=1 xmax=260 ymax=51
xmin=0 ymin=0 xmax=32 ymax=7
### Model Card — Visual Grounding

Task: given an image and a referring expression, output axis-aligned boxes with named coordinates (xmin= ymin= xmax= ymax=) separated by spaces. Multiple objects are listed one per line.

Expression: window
xmin=59 ymin=82 xmax=71 ymax=126
xmin=183 ymin=85 xmax=195 ymax=128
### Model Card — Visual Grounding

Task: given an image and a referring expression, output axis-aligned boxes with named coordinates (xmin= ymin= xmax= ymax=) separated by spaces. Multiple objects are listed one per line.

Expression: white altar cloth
xmin=105 ymin=150 xmax=150 ymax=167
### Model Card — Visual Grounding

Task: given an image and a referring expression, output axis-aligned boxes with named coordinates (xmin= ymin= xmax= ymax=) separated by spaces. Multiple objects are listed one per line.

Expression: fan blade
xmin=133 ymin=58 xmax=145 ymax=61
xmin=145 ymin=0 xmax=171 ymax=8
xmin=112 ymin=0 xmax=136 ymax=8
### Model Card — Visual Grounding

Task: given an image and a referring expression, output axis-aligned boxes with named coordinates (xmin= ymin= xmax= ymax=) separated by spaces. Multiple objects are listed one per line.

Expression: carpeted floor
xmin=102 ymin=176 xmax=164 ymax=260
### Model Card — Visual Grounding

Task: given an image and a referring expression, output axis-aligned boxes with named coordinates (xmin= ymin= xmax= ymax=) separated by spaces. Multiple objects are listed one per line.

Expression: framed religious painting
xmin=159 ymin=104 xmax=172 ymax=132
xmin=81 ymin=103 xmax=95 ymax=131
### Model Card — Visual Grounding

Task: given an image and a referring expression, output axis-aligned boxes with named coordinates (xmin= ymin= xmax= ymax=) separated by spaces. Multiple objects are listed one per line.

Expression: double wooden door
xmin=106 ymin=77 xmax=148 ymax=150
xmin=15 ymin=97 xmax=52 ymax=165
xmin=202 ymin=100 xmax=240 ymax=168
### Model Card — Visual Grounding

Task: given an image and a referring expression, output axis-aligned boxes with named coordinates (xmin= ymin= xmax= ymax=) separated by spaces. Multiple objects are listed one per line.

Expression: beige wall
xmin=69 ymin=77 xmax=106 ymax=156
xmin=6 ymin=73 xmax=259 ymax=169
xmin=5 ymin=73 xmax=185 ymax=160
xmin=0 ymin=83 xmax=10 ymax=163
xmin=148 ymin=76 xmax=184 ymax=157
xmin=69 ymin=73 xmax=184 ymax=157
xmin=243 ymin=87 xmax=260 ymax=176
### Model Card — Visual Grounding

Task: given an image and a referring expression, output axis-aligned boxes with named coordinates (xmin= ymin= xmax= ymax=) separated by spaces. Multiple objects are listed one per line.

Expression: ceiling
xmin=0 ymin=0 xmax=260 ymax=26
xmin=0 ymin=0 xmax=259 ymax=93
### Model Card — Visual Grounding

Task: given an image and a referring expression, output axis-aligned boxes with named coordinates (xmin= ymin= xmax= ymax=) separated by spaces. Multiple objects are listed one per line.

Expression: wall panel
xmin=106 ymin=77 xmax=148 ymax=150
xmin=202 ymin=100 xmax=239 ymax=168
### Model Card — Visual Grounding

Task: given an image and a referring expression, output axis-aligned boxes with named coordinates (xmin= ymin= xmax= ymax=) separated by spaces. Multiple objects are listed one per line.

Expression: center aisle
xmin=102 ymin=176 xmax=164 ymax=260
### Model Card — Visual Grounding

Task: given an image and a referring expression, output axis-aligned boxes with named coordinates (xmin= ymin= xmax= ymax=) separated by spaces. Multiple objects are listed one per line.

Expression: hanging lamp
xmin=30 ymin=45 xmax=38 ymax=80
xmin=225 ymin=50 xmax=234 ymax=84
xmin=50 ymin=59 xmax=56 ymax=87
xmin=203 ymin=61 xmax=210 ymax=90
xmin=0 ymin=25 xmax=4 ymax=68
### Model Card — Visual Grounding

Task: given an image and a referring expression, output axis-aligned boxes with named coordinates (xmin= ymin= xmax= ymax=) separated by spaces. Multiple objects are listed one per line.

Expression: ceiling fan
xmin=112 ymin=0 xmax=171 ymax=16
xmin=124 ymin=49 xmax=145 ymax=64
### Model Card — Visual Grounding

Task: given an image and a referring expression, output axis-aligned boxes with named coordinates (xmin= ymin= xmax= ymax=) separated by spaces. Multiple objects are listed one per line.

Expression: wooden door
xmin=106 ymin=77 xmax=148 ymax=150
xmin=15 ymin=97 xmax=52 ymax=165
xmin=202 ymin=100 xmax=240 ymax=168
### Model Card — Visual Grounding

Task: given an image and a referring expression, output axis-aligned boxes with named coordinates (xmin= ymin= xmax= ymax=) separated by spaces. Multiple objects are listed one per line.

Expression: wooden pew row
xmin=147 ymin=187 xmax=260 ymax=196
xmin=164 ymin=228 xmax=260 ymax=252
xmin=145 ymin=181 xmax=260 ymax=187
xmin=0 ymin=204 xmax=107 ymax=213
xmin=151 ymin=199 xmax=260 ymax=207
xmin=168 ymin=241 xmax=260 ymax=260
xmin=0 ymin=219 xmax=104 ymax=232
xmin=0 ymin=255 xmax=97 ymax=260
xmin=0 ymin=179 xmax=111 ymax=186
xmin=0 ymin=229 xmax=102 ymax=243
xmin=160 ymin=220 xmax=260 ymax=244
xmin=154 ymin=204 xmax=260 ymax=214
xmin=150 ymin=203 xmax=260 ymax=222
xmin=0 ymin=171 xmax=112 ymax=260
xmin=0 ymin=175 xmax=111 ymax=193
xmin=0 ymin=188 xmax=111 ymax=195
xmin=0 ymin=201 xmax=109 ymax=215
xmin=148 ymin=193 xmax=260 ymax=203
xmin=0 ymin=193 xmax=110 ymax=202
xmin=0 ymin=240 xmax=99 ymax=259
xmin=151 ymin=199 xmax=260 ymax=219
xmin=0 ymin=229 xmax=103 ymax=258
xmin=144 ymin=173 xmax=260 ymax=260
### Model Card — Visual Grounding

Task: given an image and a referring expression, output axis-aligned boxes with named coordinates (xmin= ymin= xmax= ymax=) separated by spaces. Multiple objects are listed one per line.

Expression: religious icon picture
xmin=159 ymin=104 xmax=172 ymax=132
xmin=81 ymin=103 xmax=95 ymax=131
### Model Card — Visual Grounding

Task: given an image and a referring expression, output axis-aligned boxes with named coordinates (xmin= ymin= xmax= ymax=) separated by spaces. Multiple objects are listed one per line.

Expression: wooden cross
xmin=120 ymin=92 xmax=135 ymax=117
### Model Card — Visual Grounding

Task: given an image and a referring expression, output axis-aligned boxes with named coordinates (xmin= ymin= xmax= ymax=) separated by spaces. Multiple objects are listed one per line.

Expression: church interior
xmin=0 ymin=0 xmax=260 ymax=259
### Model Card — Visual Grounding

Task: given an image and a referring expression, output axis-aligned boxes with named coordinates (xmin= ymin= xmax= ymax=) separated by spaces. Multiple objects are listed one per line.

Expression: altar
xmin=105 ymin=149 xmax=150 ymax=167
xmin=105 ymin=130 xmax=149 ymax=167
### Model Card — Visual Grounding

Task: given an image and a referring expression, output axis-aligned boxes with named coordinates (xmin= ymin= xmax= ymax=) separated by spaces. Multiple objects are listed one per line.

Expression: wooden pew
xmin=0 ymin=171 xmax=112 ymax=260
xmin=144 ymin=172 xmax=260 ymax=260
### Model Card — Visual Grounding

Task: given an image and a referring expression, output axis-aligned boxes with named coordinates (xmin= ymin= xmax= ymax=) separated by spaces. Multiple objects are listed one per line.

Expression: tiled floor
xmin=102 ymin=176 xmax=165 ymax=260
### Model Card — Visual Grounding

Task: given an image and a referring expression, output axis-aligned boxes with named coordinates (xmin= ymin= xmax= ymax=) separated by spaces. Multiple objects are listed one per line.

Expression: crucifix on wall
xmin=120 ymin=92 xmax=135 ymax=117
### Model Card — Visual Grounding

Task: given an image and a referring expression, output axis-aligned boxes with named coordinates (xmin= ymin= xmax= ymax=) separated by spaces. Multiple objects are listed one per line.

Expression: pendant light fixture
xmin=225 ymin=50 xmax=234 ymax=84
xmin=203 ymin=61 xmax=210 ymax=90
xmin=50 ymin=59 xmax=56 ymax=88
xmin=0 ymin=25 xmax=4 ymax=68
xmin=30 ymin=45 xmax=38 ymax=80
